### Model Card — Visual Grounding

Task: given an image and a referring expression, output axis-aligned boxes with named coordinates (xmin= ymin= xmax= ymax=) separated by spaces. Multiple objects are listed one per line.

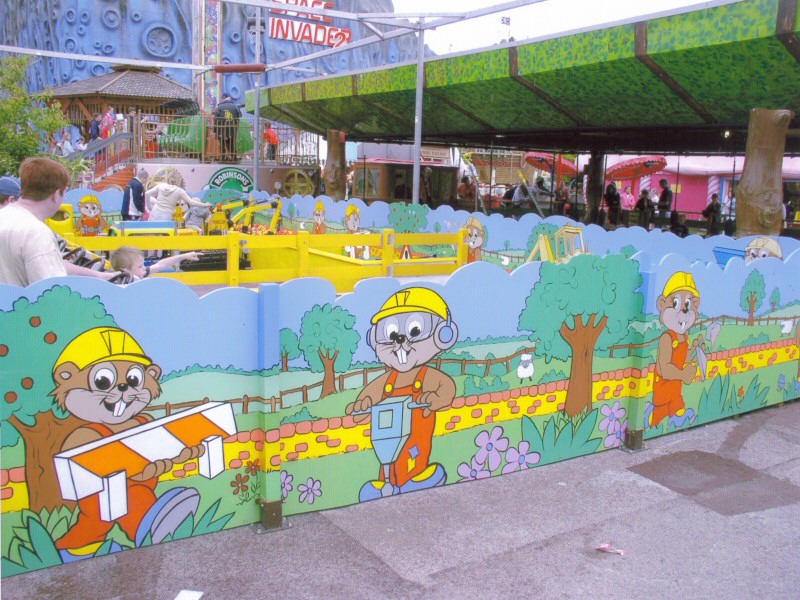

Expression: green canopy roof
xmin=247 ymin=0 xmax=800 ymax=153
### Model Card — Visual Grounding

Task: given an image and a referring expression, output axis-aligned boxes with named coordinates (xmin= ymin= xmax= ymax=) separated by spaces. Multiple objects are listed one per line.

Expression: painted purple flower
xmin=475 ymin=427 xmax=509 ymax=472
xmin=457 ymin=457 xmax=491 ymax=481
xmin=599 ymin=401 xmax=626 ymax=434
xmin=604 ymin=420 xmax=628 ymax=449
xmin=501 ymin=441 xmax=541 ymax=474
xmin=280 ymin=471 xmax=294 ymax=500
xmin=298 ymin=477 xmax=321 ymax=504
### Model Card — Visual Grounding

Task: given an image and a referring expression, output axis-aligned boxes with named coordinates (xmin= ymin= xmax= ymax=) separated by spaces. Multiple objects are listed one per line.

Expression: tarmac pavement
xmin=4 ymin=400 xmax=800 ymax=600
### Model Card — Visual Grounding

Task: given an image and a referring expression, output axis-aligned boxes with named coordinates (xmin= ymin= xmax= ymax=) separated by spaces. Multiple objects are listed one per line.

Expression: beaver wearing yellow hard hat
xmin=51 ymin=327 xmax=162 ymax=425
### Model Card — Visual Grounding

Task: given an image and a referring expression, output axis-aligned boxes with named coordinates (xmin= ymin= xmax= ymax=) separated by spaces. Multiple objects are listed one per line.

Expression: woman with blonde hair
xmin=144 ymin=171 xmax=206 ymax=221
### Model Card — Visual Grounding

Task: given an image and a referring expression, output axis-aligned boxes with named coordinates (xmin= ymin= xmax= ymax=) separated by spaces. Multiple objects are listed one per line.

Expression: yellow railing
xmin=76 ymin=229 xmax=468 ymax=292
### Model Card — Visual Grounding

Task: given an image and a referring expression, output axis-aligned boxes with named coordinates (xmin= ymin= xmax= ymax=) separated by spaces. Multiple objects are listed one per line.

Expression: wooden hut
xmin=48 ymin=65 xmax=194 ymax=139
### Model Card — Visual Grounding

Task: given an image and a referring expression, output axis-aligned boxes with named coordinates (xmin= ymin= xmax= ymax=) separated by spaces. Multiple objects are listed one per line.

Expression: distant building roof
xmin=50 ymin=65 xmax=193 ymax=101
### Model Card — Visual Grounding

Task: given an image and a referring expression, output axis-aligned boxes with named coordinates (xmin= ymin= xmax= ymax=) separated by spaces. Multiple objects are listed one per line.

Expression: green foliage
xmin=48 ymin=154 xmax=94 ymax=188
xmin=620 ymin=244 xmax=637 ymax=258
xmin=281 ymin=406 xmax=318 ymax=424
xmin=697 ymin=374 xmax=770 ymax=424
xmin=160 ymin=363 xmax=280 ymax=382
xmin=0 ymin=286 xmax=116 ymax=446
xmin=0 ymin=56 xmax=69 ymax=175
xmin=463 ymin=375 xmax=509 ymax=396
xmin=519 ymin=254 xmax=644 ymax=360
xmin=769 ymin=287 xmax=780 ymax=310
xmin=280 ymin=328 xmax=301 ymax=364
xmin=539 ymin=369 xmax=568 ymax=384
xmin=388 ymin=202 xmax=429 ymax=233
xmin=1 ymin=511 xmax=68 ymax=574
xmin=521 ymin=409 xmax=601 ymax=466
xmin=526 ymin=222 xmax=559 ymax=256
xmin=298 ymin=304 xmax=359 ymax=373
xmin=740 ymin=270 xmax=765 ymax=314
xmin=140 ymin=499 xmax=234 ymax=547
xmin=485 ymin=352 xmax=507 ymax=377
xmin=741 ymin=332 xmax=770 ymax=347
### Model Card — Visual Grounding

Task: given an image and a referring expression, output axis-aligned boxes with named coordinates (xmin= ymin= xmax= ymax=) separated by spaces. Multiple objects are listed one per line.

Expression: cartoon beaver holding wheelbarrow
xmin=346 ymin=287 xmax=458 ymax=502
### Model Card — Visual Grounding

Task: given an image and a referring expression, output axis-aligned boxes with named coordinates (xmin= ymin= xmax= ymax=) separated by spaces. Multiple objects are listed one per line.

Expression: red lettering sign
xmin=270 ymin=16 xmax=351 ymax=48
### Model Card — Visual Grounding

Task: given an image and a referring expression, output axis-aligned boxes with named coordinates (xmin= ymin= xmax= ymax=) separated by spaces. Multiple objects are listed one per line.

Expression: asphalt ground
xmin=4 ymin=400 xmax=800 ymax=600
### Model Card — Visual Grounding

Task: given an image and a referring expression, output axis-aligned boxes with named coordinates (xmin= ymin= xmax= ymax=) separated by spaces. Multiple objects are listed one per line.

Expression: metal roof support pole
xmin=411 ymin=21 xmax=425 ymax=205
xmin=253 ymin=8 xmax=263 ymax=193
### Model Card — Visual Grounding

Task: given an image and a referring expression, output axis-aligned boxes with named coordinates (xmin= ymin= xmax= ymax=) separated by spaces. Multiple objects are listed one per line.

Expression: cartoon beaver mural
xmin=346 ymin=288 xmax=458 ymax=502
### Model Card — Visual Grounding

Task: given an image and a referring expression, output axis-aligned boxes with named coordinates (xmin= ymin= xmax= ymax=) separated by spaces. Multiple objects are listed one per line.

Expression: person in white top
xmin=60 ymin=133 xmax=75 ymax=156
xmin=144 ymin=171 xmax=205 ymax=221
xmin=0 ymin=157 xmax=68 ymax=286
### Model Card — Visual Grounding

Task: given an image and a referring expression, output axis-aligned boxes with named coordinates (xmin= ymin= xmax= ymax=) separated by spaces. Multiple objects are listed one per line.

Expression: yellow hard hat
xmin=662 ymin=272 xmax=698 ymax=298
xmin=371 ymin=287 xmax=449 ymax=324
xmin=745 ymin=237 xmax=782 ymax=259
xmin=465 ymin=216 xmax=484 ymax=234
xmin=315 ymin=201 xmax=325 ymax=212
xmin=53 ymin=327 xmax=152 ymax=373
xmin=79 ymin=195 xmax=100 ymax=205
xmin=346 ymin=204 xmax=360 ymax=218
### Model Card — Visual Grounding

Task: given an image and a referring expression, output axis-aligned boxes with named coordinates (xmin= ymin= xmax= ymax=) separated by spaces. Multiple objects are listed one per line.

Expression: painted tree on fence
xmin=388 ymin=202 xmax=429 ymax=233
xmin=740 ymin=270 xmax=765 ymax=326
xmin=298 ymin=304 xmax=359 ymax=398
xmin=770 ymin=287 xmax=780 ymax=312
xmin=279 ymin=328 xmax=301 ymax=372
xmin=0 ymin=286 xmax=116 ymax=511
xmin=518 ymin=254 xmax=643 ymax=417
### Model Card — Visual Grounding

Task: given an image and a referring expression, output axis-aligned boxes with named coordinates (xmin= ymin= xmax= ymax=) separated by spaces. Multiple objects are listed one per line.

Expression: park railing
xmin=129 ymin=109 xmax=318 ymax=166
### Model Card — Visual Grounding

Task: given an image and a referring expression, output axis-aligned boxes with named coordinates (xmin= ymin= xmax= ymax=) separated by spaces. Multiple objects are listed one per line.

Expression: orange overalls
xmin=380 ymin=367 xmax=434 ymax=488
xmin=79 ymin=216 xmax=103 ymax=236
xmin=651 ymin=330 xmax=688 ymax=428
xmin=56 ymin=416 xmax=158 ymax=552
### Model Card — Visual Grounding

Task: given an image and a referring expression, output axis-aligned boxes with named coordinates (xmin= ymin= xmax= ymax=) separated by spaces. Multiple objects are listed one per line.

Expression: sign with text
xmin=270 ymin=0 xmax=352 ymax=47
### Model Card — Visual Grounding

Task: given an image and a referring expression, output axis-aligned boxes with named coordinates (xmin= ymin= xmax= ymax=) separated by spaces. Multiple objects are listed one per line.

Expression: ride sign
xmin=208 ymin=167 xmax=255 ymax=193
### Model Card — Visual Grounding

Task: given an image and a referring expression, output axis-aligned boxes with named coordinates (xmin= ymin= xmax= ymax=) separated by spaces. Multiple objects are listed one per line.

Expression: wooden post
xmin=243 ymin=395 xmax=250 ymax=414
xmin=585 ymin=150 xmax=605 ymax=224
xmin=324 ymin=129 xmax=347 ymax=200
xmin=737 ymin=108 xmax=795 ymax=236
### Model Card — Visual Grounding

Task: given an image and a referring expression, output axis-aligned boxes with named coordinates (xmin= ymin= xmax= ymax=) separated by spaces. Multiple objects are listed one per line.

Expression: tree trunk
xmin=583 ymin=150 xmax=605 ymax=224
xmin=560 ymin=314 xmax=607 ymax=417
xmin=737 ymin=108 xmax=795 ymax=236
xmin=324 ymin=129 xmax=347 ymax=200
xmin=318 ymin=349 xmax=339 ymax=398
xmin=748 ymin=293 xmax=757 ymax=326
xmin=281 ymin=353 xmax=288 ymax=372
xmin=9 ymin=412 xmax=82 ymax=513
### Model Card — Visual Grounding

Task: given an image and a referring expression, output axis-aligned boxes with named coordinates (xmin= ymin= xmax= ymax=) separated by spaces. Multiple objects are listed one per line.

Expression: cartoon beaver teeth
xmin=104 ymin=397 xmax=129 ymax=417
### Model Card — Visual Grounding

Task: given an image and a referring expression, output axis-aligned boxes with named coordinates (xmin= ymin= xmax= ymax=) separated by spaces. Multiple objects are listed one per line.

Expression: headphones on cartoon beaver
xmin=367 ymin=308 xmax=455 ymax=350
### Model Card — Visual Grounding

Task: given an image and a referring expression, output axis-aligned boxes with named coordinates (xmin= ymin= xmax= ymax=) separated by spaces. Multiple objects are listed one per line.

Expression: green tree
xmin=518 ymin=254 xmax=643 ymax=416
xmin=0 ymin=56 xmax=69 ymax=175
xmin=298 ymin=304 xmax=359 ymax=398
xmin=740 ymin=270 xmax=765 ymax=326
xmin=388 ymin=202 xmax=429 ymax=233
xmin=769 ymin=287 xmax=780 ymax=312
xmin=526 ymin=223 xmax=559 ymax=260
xmin=0 ymin=286 xmax=116 ymax=511
xmin=279 ymin=328 xmax=301 ymax=372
